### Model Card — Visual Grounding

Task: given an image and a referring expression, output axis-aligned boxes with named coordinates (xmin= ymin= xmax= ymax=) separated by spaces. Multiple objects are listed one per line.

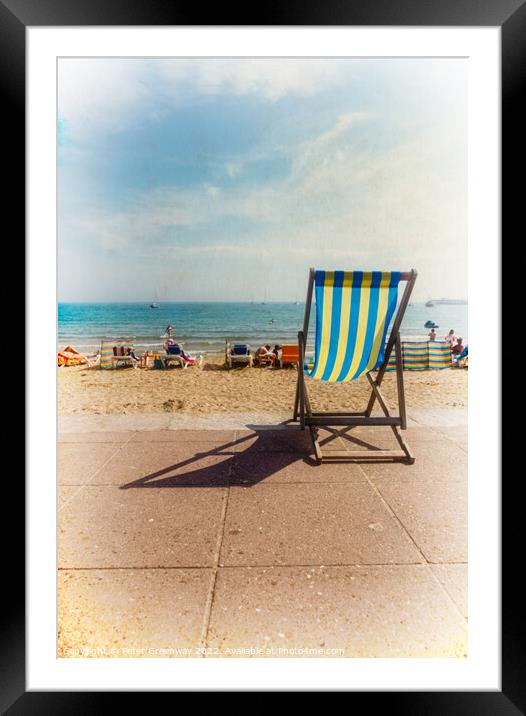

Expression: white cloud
xmin=63 ymin=111 xmax=466 ymax=302
xmin=58 ymin=59 xmax=155 ymax=141
xmin=157 ymin=58 xmax=344 ymax=101
xmin=58 ymin=58 xmax=347 ymax=143
xmin=58 ymin=60 xmax=467 ymax=301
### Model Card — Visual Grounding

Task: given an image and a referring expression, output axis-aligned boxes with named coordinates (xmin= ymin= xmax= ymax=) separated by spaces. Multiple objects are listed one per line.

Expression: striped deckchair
xmin=293 ymin=269 xmax=417 ymax=463
xmin=100 ymin=339 xmax=135 ymax=369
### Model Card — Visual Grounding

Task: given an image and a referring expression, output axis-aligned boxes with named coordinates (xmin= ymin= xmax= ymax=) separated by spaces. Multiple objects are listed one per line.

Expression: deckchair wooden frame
xmin=293 ymin=268 xmax=418 ymax=464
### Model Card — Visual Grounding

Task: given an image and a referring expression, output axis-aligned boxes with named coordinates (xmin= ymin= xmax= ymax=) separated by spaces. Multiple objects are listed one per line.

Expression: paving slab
xmin=206 ymin=565 xmax=467 ymax=657
xmin=220 ymin=482 xmax=423 ymax=567
xmin=59 ymin=414 xmax=172 ymax=433
xmin=58 ymin=568 xmax=213 ymax=658
xmin=231 ymin=452 xmax=367 ymax=485
xmin=234 ymin=428 xmax=340 ymax=453
xmin=433 ymin=426 xmax=468 ymax=452
xmin=167 ymin=412 xmax=292 ymax=431
xmin=59 ymin=444 xmax=123 ymax=485
xmin=91 ymin=443 xmax=233 ymax=487
xmin=58 ymin=486 xmax=226 ymax=568
xmin=59 ymin=432 xmax=134 ymax=444
xmin=373 ymin=478 xmax=468 ymax=563
xmin=338 ymin=425 xmax=449 ymax=447
xmin=409 ymin=408 xmax=468 ymax=428
xmin=58 ymin=485 xmax=83 ymax=510
xmin=360 ymin=440 xmax=467 ymax=483
xmin=431 ymin=564 xmax=468 ymax=619
xmin=130 ymin=429 xmax=237 ymax=444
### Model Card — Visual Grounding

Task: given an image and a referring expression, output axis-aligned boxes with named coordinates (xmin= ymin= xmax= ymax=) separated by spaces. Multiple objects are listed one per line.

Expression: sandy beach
xmin=58 ymin=353 xmax=467 ymax=416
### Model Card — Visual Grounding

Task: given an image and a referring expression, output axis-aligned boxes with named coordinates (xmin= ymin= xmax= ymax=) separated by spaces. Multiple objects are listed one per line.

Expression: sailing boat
xmin=150 ymin=287 xmax=160 ymax=308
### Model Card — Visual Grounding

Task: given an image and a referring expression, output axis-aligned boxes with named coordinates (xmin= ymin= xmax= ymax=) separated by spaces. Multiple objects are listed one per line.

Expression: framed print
xmin=4 ymin=0 xmax=516 ymax=706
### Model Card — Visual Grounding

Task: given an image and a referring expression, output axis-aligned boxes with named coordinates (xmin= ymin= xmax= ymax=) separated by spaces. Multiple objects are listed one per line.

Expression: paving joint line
xmin=58 ymin=431 xmax=136 ymax=513
xmin=57 ymin=561 xmax=430 ymax=571
xmin=197 ymin=443 xmax=236 ymax=656
xmin=360 ymin=464 xmax=467 ymax=623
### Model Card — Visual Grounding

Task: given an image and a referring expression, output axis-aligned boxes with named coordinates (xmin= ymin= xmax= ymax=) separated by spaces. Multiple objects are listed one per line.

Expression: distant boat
xmin=426 ymin=298 xmax=467 ymax=307
xmin=150 ymin=288 xmax=160 ymax=308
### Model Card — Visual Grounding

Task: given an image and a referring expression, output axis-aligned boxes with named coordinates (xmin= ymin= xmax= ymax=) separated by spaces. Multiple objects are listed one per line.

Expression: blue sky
xmin=58 ymin=58 xmax=467 ymax=302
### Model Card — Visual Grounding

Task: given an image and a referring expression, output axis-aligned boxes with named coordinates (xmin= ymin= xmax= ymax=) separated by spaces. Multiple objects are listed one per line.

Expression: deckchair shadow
xmin=293 ymin=268 xmax=418 ymax=464
xmin=119 ymin=429 xmax=316 ymax=489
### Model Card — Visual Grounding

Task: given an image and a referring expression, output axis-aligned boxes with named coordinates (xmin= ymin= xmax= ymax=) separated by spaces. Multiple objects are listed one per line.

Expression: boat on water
xmin=149 ymin=302 xmax=159 ymax=309
xmin=426 ymin=298 xmax=467 ymax=307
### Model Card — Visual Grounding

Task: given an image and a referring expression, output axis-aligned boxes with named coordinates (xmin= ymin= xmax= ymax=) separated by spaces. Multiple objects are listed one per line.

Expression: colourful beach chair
xmin=294 ymin=269 xmax=417 ymax=463
xmin=225 ymin=340 xmax=253 ymax=368
xmin=100 ymin=339 xmax=136 ymax=369
xmin=279 ymin=344 xmax=300 ymax=368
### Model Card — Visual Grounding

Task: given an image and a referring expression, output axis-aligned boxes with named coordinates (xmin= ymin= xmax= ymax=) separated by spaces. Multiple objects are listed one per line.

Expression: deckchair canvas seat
xmin=225 ymin=340 xmax=253 ymax=368
xmin=294 ymin=268 xmax=417 ymax=464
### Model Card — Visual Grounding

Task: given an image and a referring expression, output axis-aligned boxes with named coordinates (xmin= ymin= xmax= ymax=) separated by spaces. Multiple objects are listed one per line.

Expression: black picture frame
xmin=4 ymin=0 xmax=515 ymax=707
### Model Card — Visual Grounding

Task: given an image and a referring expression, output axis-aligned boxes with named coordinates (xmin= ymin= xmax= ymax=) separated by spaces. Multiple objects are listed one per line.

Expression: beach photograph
xmin=58 ymin=57 xmax=468 ymax=659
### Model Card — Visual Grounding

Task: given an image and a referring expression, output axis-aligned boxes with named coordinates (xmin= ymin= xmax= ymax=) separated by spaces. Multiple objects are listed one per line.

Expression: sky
xmin=58 ymin=58 xmax=467 ymax=303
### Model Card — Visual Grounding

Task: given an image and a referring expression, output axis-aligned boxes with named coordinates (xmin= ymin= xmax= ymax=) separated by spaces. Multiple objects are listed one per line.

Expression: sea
xmin=58 ymin=302 xmax=468 ymax=356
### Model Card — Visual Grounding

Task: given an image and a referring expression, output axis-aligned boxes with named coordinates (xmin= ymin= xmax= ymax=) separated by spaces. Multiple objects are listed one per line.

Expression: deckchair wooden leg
xmin=309 ymin=426 xmax=323 ymax=463
xmin=298 ymin=330 xmax=307 ymax=429
xmin=390 ymin=426 xmax=415 ymax=464
xmin=293 ymin=371 xmax=300 ymax=421
xmin=394 ymin=332 xmax=407 ymax=429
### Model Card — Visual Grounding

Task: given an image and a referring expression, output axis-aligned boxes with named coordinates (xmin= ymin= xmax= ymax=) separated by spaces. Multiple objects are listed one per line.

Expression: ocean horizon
xmin=58 ymin=301 xmax=468 ymax=356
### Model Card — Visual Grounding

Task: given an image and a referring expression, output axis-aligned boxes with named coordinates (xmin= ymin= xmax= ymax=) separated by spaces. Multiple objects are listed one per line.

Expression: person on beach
xmin=124 ymin=347 xmax=140 ymax=364
xmin=452 ymin=337 xmax=464 ymax=356
xmin=428 ymin=328 xmax=437 ymax=341
xmin=445 ymin=329 xmax=456 ymax=345
xmin=255 ymin=344 xmax=275 ymax=366
xmin=273 ymin=344 xmax=282 ymax=367
xmin=164 ymin=336 xmax=202 ymax=367
xmin=165 ymin=325 xmax=173 ymax=338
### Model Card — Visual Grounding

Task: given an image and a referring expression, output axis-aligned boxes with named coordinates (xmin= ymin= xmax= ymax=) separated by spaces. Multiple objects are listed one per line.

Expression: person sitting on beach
xmin=164 ymin=338 xmax=202 ymax=367
xmin=445 ymin=329 xmax=456 ymax=346
xmin=273 ymin=344 xmax=282 ymax=365
xmin=452 ymin=337 xmax=464 ymax=356
xmin=125 ymin=347 xmax=140 ymax=363
xmin=255 ymin=344 xmax=275 ymax=366
xmin=428 ymin=329 xmax=437 ymax=341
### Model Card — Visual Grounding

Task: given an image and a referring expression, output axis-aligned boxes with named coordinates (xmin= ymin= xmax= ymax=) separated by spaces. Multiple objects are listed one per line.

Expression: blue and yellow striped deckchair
xmin=100 ymin=339 xmax=135 ymax=369
xmin=294 ymin=268 xmax=417 ymax=464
